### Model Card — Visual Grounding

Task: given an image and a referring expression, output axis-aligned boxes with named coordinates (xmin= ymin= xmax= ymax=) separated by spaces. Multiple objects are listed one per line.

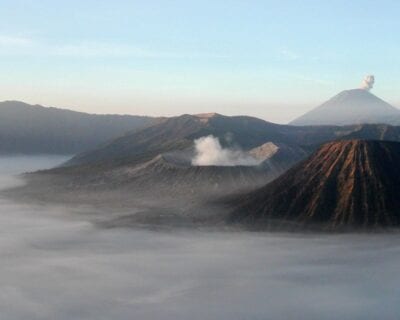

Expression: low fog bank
xmin=0 ymin=155 xmax=70 ymax=175
xmin=1 ymin=206 xmax=400 ymax=320
xmin=1 ymin=156 xmax=400 ymax=319
xmin=0 ymin=156 xmax=71 ymax=196
xmin=2 ymin=153 xmax=266 ymax=226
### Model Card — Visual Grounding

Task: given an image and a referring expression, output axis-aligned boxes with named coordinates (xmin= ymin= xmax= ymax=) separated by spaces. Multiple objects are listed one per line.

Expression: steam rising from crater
xmin=361 ymin=75 xmax=375 ymax=91
xmin=192 ymin=135 xmax=260 ymax=166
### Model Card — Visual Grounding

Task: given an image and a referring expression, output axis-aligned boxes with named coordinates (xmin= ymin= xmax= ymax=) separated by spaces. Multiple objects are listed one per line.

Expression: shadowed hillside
xmin=0 ymin=101 xmax=156 ymax=154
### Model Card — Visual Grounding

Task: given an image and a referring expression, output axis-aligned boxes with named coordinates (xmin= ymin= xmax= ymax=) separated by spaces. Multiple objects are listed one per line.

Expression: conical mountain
xmin=230 ymin=140 xmax=400 ymax=229
xmin=290 ymin=89 xmax=400 ymax=126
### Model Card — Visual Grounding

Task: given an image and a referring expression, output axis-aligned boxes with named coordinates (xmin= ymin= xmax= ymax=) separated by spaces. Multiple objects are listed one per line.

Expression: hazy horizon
xmin=2 ymin=1 xmax=400 ymax=123
xmin=3 ymin=86 xmax=400 ymax=125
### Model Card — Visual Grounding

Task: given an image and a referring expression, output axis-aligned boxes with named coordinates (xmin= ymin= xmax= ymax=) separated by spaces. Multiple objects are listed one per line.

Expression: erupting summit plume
xmin=361 ymin=74 xmax=375 ymax=91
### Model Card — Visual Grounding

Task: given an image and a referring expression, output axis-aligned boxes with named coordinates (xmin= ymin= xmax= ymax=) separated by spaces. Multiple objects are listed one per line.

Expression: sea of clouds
xmin=0 ymin=156 xmax=400 ymax=320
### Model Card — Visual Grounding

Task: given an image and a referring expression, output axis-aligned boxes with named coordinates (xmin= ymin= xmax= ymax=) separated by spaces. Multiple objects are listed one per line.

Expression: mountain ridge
xmin=65 ymin=113 xmax=297 ymax=168
xmin=64 ymin=112 xmax=400 ymax=170
xmin=0 ymin=100 xmax=156 ymax=154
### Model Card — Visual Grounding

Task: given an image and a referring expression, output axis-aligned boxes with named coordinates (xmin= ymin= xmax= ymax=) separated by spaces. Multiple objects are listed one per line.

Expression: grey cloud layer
xmin=0 ymin=157 xmax=400 ymax=320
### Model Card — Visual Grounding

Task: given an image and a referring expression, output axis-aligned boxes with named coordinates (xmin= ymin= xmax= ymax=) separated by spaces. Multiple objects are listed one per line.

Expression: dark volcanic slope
xmin=0 ymin=101 xmax=155 ymax=154
xmin=231 ymin=140 xmax=400 ymax=229
xmin=17 ymin=141 xmax=301 ymax=208
xmin=102 ymin=154 xmax=276 ymax=196
xmin=12 ymin=153 xmax=282 ymax=209
xmin=291 ymin=89 xmax=400 ymax=126
xmin=339 ymin=124 xmax=400 ymax=141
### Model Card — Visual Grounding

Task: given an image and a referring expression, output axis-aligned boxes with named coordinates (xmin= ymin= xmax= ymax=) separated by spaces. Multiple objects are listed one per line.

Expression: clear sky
xmin=1 ymin=0 xmax=399 ymax=123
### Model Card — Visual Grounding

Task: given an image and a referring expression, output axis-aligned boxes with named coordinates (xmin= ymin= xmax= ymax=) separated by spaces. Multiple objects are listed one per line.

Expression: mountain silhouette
xmin=0 ymin=101 xmax=155 ymax=154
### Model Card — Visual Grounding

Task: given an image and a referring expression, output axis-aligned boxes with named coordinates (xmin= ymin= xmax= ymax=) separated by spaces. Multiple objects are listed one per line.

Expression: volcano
xmin=230 ymin=140 xmax=400 ymax=229
xmin=290 ymin=89 xmax=400 ymax=126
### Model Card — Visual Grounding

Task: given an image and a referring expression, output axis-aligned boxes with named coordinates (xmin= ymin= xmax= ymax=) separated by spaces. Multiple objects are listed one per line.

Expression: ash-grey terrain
xmin=2 ymin=156 xmax=400 ymax=320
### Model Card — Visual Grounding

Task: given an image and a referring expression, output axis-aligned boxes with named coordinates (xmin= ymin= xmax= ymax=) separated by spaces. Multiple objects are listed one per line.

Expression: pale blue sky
xmin=1 ymin=0 xmax=399 ymax=123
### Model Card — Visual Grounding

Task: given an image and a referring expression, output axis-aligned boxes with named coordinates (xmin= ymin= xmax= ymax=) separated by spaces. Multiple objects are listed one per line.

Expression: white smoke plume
xmin=191 ymin=135 xmax=260 ymax=166
xmin=361 ymin=75 xmax=375 ymax=91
